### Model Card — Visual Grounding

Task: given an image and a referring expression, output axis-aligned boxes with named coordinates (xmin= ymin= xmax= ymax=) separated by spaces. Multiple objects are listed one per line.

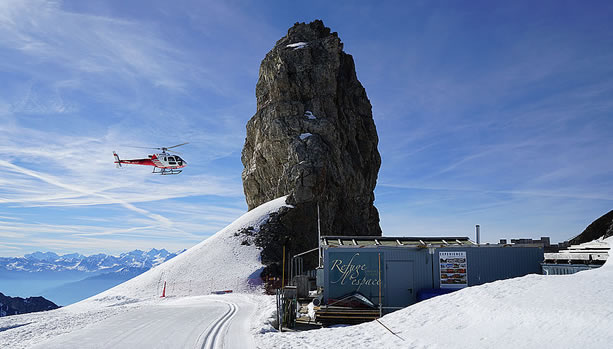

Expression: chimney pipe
xmin=476 ymin=225 xmax=481 ymax=245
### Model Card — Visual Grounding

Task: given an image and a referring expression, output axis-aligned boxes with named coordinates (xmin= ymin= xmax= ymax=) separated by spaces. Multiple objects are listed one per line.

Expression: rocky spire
xmin=241 ymin=20 xmax=381 ymax=272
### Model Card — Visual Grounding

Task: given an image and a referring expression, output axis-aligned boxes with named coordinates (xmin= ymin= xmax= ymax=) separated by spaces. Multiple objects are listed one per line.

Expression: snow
xmin=304 ymin=110 xmax=317 ymax=119
xmin=0 ymin=196 xmax=289 ymax=349
xmin=286 ymin=42 xmax=308 ymax=50
xmin=256 ymin=237 xmax=613 ymax=349
xmin=2 ymin=202 xmax=612 ymax=349
xmin=299 ymin=133 xmax=312 ymax=140
xmin=89 ymin=196 xmax=291 ymax=303
xmin=29 ymin=295 xmax=262 ymax=349
xmin=307 ymin=301 xmax=315 ymax=320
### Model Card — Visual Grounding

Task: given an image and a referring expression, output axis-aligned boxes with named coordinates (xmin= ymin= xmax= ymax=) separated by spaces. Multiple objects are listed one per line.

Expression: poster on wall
xmin=439 ymin=251 xmax=468 ymax=288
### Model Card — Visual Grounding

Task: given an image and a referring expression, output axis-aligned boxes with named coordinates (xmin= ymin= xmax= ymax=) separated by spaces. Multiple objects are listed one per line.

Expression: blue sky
xmin=1 ymin=0 xmax=612 ymax=256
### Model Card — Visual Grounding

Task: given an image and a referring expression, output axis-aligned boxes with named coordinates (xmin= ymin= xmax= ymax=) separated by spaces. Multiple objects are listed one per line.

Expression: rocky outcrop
xmin=241 ymin=20 xmax=381 ymax=273
xmin=0 ymin=292 xmax=59 ymax=317
xmin=569 ymin=210 xmax=613 ymax=245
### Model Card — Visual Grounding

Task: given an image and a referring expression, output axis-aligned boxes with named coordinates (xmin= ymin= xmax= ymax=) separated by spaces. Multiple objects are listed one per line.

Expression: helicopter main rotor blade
xmin=119 ymin=143 xmax=188 ymax=152
xmin=120 ymin=145 xmax=159 ymax=150
xmin=166 ymin=142 xmax=189 ymax=149
xmin=167 ymin=150 xmax=183 ymax=155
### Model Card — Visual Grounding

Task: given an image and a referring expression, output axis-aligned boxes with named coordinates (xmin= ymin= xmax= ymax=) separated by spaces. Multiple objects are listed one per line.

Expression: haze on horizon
xmin=0 ymin=0 xmax=612 ymax=257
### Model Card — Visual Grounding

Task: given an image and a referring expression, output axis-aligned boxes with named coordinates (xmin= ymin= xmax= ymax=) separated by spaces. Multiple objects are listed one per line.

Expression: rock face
xmin=241 ymin=20 xmax=381 ymax=273
xmin=569 ymin=210 xmax=613 ymax=245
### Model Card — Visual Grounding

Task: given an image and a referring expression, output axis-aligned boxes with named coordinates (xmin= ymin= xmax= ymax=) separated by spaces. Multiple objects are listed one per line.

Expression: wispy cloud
xmin=0 ymin=0 xmax=196 ymax=92
xmin=2 ymin=161 xmax=175 ymax=227
xmin=0 ymin=121 xmax=250 ymax=255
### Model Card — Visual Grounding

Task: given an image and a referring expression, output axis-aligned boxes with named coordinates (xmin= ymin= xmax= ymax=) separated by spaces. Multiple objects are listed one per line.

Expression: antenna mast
xmin=317 ymin=202 xmax=322 ymax=268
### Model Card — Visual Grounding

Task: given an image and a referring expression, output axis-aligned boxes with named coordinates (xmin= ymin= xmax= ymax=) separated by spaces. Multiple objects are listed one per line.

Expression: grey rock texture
xmin=241 ymin=20 xmax=381 ymax=272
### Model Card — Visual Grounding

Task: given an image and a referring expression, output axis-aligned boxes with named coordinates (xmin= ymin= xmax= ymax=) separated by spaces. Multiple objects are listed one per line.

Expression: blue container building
xmin=319 ymin=236 xmax=544 ymax=312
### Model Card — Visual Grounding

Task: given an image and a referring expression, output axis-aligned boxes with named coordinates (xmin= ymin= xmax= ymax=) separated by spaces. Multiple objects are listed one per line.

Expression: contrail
xmin=2 ymin=161 xmax=174 ymax=227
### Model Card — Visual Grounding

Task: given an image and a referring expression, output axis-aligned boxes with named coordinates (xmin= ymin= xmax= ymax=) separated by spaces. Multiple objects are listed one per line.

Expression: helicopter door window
xmin=168 ymin=156 xmax=176 ymax=165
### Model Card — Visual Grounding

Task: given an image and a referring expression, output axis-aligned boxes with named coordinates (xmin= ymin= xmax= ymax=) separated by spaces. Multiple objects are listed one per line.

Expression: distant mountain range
xmin=0 ymin=248 xmax=184 ymax=273
xmin=0 ymin=249 xmax=185 ymax=306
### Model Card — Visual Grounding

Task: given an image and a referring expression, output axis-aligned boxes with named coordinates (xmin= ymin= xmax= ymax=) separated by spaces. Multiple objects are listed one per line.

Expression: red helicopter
xmin=113 ymin=143 xmax=188 ymax=175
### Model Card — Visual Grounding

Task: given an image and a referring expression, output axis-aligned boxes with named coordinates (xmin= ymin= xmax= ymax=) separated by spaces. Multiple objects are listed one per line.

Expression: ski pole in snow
xmin=376 ymin=319 xmax=405 ymax=341
xmin=161 ymin=281 xmax=166 ymax=298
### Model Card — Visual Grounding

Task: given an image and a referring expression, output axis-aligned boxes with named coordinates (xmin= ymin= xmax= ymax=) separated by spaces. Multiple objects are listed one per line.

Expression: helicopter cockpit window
xmin=168 ymin=156 xmax=176 ymax=164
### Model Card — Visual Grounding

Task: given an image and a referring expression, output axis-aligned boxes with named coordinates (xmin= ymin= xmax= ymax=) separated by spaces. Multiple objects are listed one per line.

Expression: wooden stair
xmin=315 ymin=306 xmax=380 ymax=325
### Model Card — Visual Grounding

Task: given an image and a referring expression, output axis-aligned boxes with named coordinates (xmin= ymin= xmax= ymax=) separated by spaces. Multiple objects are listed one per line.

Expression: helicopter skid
xmin=153 ymin=167 xmax=183 ymax=175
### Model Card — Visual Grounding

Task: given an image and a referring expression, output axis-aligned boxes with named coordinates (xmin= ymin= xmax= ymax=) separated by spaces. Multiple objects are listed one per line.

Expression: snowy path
xmin=31 ymin=295 xmax=256 ymax=349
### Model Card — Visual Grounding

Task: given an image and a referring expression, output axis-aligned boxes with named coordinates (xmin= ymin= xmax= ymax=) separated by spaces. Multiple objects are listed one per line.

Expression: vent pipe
xmin=476 ymin=225 xmax=481 ymax=245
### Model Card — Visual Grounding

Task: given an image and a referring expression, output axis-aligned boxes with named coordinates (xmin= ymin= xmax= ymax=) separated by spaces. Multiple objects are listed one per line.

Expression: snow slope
xmin=0 ymin=196 xmax=288 ymax=348
xmin=257 ymin=238 xmax=613 ymax=349
xmin=88 ymin=196 xmax=290 ymax=304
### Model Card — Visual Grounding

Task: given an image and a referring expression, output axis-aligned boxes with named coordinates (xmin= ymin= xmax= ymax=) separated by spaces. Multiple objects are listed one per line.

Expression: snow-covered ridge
xmin=87 ymin=196 xmax=291 ymax=304
xmin=0 ymin=249 xmax=184 ymax=273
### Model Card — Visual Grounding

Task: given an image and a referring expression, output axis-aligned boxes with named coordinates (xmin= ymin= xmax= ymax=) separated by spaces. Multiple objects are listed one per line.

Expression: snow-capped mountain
xmin=0 ymin=248 xmax=187 ymax=306
xmin=0 ymin=248 xmax=185 ymax=274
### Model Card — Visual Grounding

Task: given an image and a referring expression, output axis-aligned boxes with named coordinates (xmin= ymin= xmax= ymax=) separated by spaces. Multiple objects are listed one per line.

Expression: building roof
xmin=544 ymin=239 xmax=609 ymax=264
xmin=321 ymin=236 xmax=475 ymax=248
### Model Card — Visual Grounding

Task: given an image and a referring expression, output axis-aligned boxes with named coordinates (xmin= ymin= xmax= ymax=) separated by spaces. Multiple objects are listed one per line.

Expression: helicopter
xmin=113 ymin=143 xmax=188 ymax=175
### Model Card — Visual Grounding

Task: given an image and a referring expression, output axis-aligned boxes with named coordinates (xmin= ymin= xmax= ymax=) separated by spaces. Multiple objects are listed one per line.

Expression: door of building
xmin=386 ymin=260 xmax=415 ymax=308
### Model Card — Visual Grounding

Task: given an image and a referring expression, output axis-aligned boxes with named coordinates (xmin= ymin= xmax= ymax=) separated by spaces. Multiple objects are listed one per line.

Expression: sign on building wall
xmin=327 ymin=251 xmax=384 ymax=303
xmin=439 ymin=251 xmax=468 ymax=288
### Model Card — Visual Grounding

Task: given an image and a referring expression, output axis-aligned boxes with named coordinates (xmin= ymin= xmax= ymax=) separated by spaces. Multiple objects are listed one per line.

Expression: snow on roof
xmin=85 ymin=196 xmax=291 ymax=305
xmin=545 ymin=238 xmax=610 ymax=263
xmin=567 ymin=239 xmax=610 ymax=250
xmin=322 ymin=235 xmax=474 ymax=247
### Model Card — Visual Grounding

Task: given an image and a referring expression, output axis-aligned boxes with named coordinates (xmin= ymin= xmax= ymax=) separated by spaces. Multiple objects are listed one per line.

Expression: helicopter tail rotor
xmin=113 ymin=151 xmax=122 ymax=168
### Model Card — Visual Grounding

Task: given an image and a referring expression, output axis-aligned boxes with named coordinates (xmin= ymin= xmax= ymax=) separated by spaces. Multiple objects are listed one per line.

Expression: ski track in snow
xmin=26 ymin=295 xmax=256 ymax=349
xmin=198 ymin=301 xmax=238 ymax=349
